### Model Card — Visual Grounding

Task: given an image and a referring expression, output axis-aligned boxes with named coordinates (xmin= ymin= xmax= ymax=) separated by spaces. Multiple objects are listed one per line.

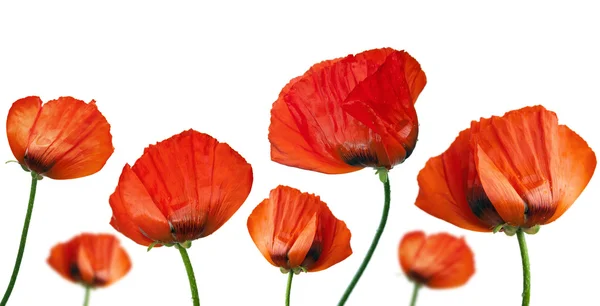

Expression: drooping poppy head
xmin=109 ymin=129 xmax=253 ymax=247
xmin=6 ymin=96 xmax=114 ymax=179
xmin=247 ymin=185 xmax=352 ymax=273
xmin=398 ymin=231 xmax=474 ymax=289
xmin=47 ymin=233 xmax=131 ymax=288
xmin=269 ymin=48 xmax=427 ymax=174
xmin=416 ymin=105 xmax=597 ymax=234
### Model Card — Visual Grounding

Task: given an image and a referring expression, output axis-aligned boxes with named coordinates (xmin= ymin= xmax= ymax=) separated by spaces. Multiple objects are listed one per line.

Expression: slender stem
xmin=516 ymin=229 xmax=530 ymax=306
xmin=285 ymin=271 xmax=294 ymax=306
xmin=1 ymin=173 xmax=39 ymax=306
xmin=177 ymin=244 xmax=200 ymax=306
xmin=337 ymin=174 xmax=391 ymax=306
xmin=83 ymin=286 xmax=91 ymax=306
xmin=409 ymin=283 xmax=421 ymax=306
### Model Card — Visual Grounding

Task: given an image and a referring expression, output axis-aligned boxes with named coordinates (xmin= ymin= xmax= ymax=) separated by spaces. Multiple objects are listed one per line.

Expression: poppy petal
xmin=269 ymin=77 xmax=357 ymax=174
xmin=415 ymin=129 xmax=491 ymax=232
xmin=270 ymin=48 xmax=397 ymax=173
xmin=25 ymin=97 xmax=113 ymax=179
xmin=6 ymin=96 xmax=42 ymax=164
xmin=247 ymin=199 xmax=276 ymax=267
xmin=342 ymin=51 xmax=424 ymax=165
xmin=267 ymin=186 xmax=321 ymax=268
xmin=287 ymin=214 xmax=318 ymax=268
xmin=309 ymin=216 xmax=352 ymax=272
xmin=475 ymin=146 xmax=527 ymax=226
xmin=474 ymin=106 xmax=559 ymax=226
xmin=420 ymin=234 xmax=474 ymax=289
xmin=398 ymin=231 xmax=426 ymax=276
xmin=547 ymin=125 xmax=597 ymax=223
xmin=75 ymin=242 xmax=95 ymax=285
xmin=47 ymin=240 xmax=77 ymax=283
xmin=109 ymin=247 xmax=132 ymax=286
xmin=109 ymin=165 xmax=172 ymax=245
xmin=131 ymin=130 xmax=253 ymax=241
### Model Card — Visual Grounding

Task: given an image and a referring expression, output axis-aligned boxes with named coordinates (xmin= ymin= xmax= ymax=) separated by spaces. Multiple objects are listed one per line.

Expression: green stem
xmin=337 ymin=174 xmax=391 ymax=306
xmin=1 ymin=173 xmax=39 ymax=306
xmin=177 ymin=244 xmax=200 ymax=306
xmin=83 ymin=286 xmax=91 ymax=306
xmin=409 ymin=283 xmax=421 ymax=306
xmin=285 ymin=271 xmax=294 ymax=306
xmin=516 ymin=229 xmax=530 ymax=306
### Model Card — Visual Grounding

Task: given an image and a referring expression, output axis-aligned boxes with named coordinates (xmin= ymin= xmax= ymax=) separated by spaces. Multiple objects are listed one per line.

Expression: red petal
xmin=398 ymin=231 xmax=426 ymax=276
xmin=415 ymin=128 xmax=492 ymax=231
xmin=270 ymin=48 xmax=407 ymax=173
xmin=6 ymin=96 xmax=42 ymax=164
xmin=547 ymin=125 xmax=596 ymax=223
xmin=475 ymin=106 xmax=561 ymax=226
xmin=24 ymin=97 xmax=113 ymax=179
xmin=309 ymin=204 xmax=352 ymax=272
xmin=109 ymin=165 xmax=172 ymax=245
xmin=131 ymin=129 xmax=253 ymax=241
xmin=342 ymin=51 xmax=425 ymax=165
xmin=247 ymin=199 xmax=277 ymax=267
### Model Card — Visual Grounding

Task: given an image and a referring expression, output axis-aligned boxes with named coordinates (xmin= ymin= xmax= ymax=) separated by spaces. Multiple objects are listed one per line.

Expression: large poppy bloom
xmin=47 ymin=233 xmax=131 ymax=288
xmin=247 ymin=185 xmax=352 ymax=273
xmin=109 ymin=129 xmax=253 ymax=246
xmin=416 ymin=105 xmax=596 ymax=233
xmin=269 ymin=48 xmax=426 ymax=174
xmin=398 ymin=231 xmax=474 ymax=288
xmin=6 ymin=96 xmax=113 ymax=179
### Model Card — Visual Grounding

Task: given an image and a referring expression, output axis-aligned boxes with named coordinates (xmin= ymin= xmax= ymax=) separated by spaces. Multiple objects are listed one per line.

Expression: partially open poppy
xmin=399 ymin=231 xmax=474 ymax=289
xmin=247 ymin=185 xmax=352 ymax=273
xmin=269 ymin=48 xmax=426 ymax=174
xmin=415 ymin=105 xmax=596 ymax=234
xmin=109 ymin=129 xmax=253 ymax=247
xmin=47 ymin=233 xmax=131 ymax=288
xmin=6 ymin=96 xmax=113 ymax=179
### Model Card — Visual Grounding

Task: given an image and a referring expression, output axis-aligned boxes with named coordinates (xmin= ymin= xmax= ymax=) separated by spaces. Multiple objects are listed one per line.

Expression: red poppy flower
xmin=399 ymin=231 xmax=474 ymax=288
xmin=247 ymin=185 xmax=352 ymax=273
xmin=269 ymin=48 xmax=427 ymax=174
xmin=6 ymin=96 xmax=113 ymax=179
xmin=416 ymin=105 xmax=597 ymax=233
xmin=47 ymin=233 xmax=131 ymax=288
xmin=109 ymin=129 xmax=253 ymax=247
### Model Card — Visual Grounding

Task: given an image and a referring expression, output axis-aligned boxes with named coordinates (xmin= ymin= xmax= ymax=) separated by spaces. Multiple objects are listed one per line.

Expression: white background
xmin=0 ymin=1 xmax=598 ymax=306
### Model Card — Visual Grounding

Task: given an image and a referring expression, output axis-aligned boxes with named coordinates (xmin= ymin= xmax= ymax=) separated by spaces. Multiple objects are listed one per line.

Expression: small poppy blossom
xmin=247 ymin=185 xmax=352 ymax=273
xmin=6 ymin=96 xmax=113 ymax=179
xmin=47 ymin=233 xmax=131 ymax=288
xmin=416 ymin=105 xmax=597 ymax=234
xmin=109 ymin=129 xmax=253 ymax=247
xmin=398 ymin=231 xmax=474 ymax=288
xmin=269 ymin=47 xmax=427 ymax=174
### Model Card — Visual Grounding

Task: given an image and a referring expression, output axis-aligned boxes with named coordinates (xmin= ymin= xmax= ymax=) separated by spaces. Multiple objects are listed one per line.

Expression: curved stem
xmin=83 ymin=286 xmax=91 ymax=306
xmin=409 ymin=283 xmax=421 ymax=306
xmin=1 ymin=173 xmax=39 ymax=306
xmin=285 ymin=271 xmax=294 ymax=306
xmin=177 ymin=244 xmax=200 ymax=306
xmin=337 ymin=173 xmax=391 ymax=306
xmin=516 ymin=229 xmax=530 ymax=306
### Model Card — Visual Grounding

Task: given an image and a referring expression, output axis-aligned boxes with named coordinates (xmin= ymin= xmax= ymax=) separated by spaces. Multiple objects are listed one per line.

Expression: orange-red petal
xmin=546 ymin=125 xmax=597 ymax=223
xmin=47 ymin=233 xmax=131 ymax=288
xmin=398 ymin=231 xmax=426 ymax=275
xmin=415 ymin=129 xmax=492 ymax=232
xmin=270 ymin=48 xmax=425 ymax=173
xmin=247 ymin=185 xmax=351 ymax=271
xmin=6 ymin=96 xmax=42 ymax=164
xmin=309 ymin=205 xmax=352 ymax=272
xmin=130 ymin=130 xmax=253 ymax=241
xmin=109 ymin=164 xmax=172 ymax=246
xmin=399 ymin=231 xmax=474 ymax=289
xmin=23 ymin=97 xmax=113 ymax=179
